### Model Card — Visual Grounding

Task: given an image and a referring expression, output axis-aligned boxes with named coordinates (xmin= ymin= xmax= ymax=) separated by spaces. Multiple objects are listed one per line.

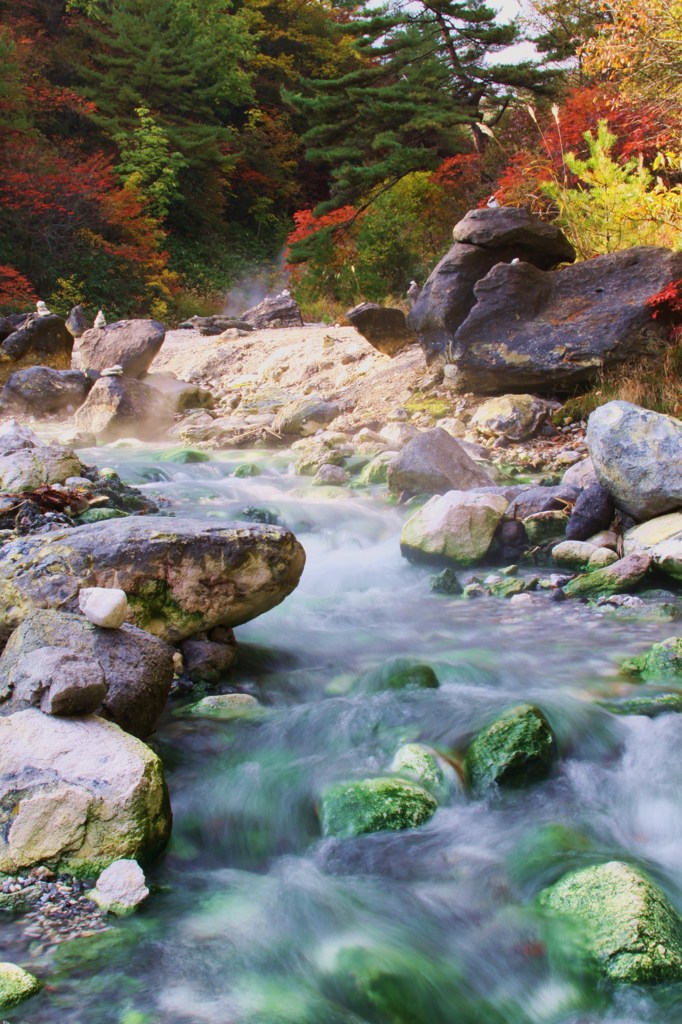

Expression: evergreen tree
xmin=288 ymin=0 xmax=559 ymax=219
xmin=526 ymin=0 xmax=607 ymax=76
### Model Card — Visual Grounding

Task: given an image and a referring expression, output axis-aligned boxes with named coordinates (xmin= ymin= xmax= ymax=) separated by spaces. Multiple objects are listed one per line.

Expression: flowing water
xmin=5 ymin=447 xmax=682 ymax=1023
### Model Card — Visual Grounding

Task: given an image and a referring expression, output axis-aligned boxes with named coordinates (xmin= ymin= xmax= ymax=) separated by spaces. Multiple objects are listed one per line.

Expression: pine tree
xmin=287 ymin=0 xmax=559 ymax=217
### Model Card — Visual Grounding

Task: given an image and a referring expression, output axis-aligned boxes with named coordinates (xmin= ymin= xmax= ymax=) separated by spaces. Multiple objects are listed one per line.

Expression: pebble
xmin=78 ymin=586 xmax=128 ymax=629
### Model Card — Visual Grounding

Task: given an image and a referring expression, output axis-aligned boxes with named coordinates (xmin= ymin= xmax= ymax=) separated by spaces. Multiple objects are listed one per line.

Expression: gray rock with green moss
xmin=562 ymin=552 xmax=651 ymax=599
xmin=0 ymin=709 xmax=170 ymax=875
xmin=0 ymin=444 xmax=83 ymax=492
xmin=320 ymin=777 xmax=437 ymax=838
xmin=357 ymin=451 xmax=396 ymax=485
xmin=464 ymin=704 xmax=556 ymax=795
xmin=0 ymin=962 xmax=41 ymax=1009
xmin=538 ymin=861 xmax=682 ymax=983
xmin=621 ymin=637 xmax=682 ymax=680
xmin=0 ymin=515 xmax=305 ymax=644
xmin=387 ymin=428 xmax=494 ymax=497
xmin=390 ymin=743 xmax=458 ymax=801
xmin=180 ymin=693 xmax=263 ymax=720
xmin=354 ymin=657 xmax=439 ymax=694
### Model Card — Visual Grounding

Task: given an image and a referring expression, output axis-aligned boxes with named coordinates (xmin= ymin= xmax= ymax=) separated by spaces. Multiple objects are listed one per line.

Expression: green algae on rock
xmin=353 ymin=657 xmax=439 ymax=693
xmin=621 ymin=637 xmax=682 ymax=680
xmin=0 ymin=516 xmax=306 ymax=644
xmin=320 ymin=777 xmax=437 ymax=838
xmin=158 ymin=447 xmax=210 ymax=463
xmin=400 ymin=490 xmax=508 ymax=566
xmin=390 ymin=743 xmax=457 ymax=801
xmin=179 ymin=693 xmax=264 ymax=720
xmin=562 ymin=553 xmax=651 ymax=600
xmin=0 ymin=962 xmax=41 ymax=1009
xmin=538 ymin=861 xmax=682 ymax=984
xmin=464 ymin=704 xmax=556 ymax=796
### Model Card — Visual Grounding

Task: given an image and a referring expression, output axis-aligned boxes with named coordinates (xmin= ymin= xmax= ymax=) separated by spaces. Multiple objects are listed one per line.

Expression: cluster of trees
xmin=1 ymin=0 xmax=680 ymax=319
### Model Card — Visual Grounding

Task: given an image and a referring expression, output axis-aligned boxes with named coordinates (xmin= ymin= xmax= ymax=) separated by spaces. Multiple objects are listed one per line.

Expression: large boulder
xmin=0 ymin=609 xmax=174 ymax=738
xmin=0 ymin=443 xmax=82 ymax=492
xmin=240 ymin=293 xmax=303 ymax=329
xmin=0 ymin=314 xmax=73 ymax=384
xmin=562 ymin=552 xmax=651 ymax=598
xmin=387 ymin=428 xmax=494 ymax=497
xmin=0 ymin=516 xmax=306 ymax=644
xmin=73 ymin=375 xmax=175 ymax=441
xmin=586 ymin=401 xmax=682 ymax=519
xmin=73 ymin=319 xmax=166 ymax=379
xmin=0 ymin=709 xmax=170 ymax=875
xmin=178 ymin=315 xmax=253 ymax=336
xmin=470 ymin=394 xmax=548 ymax=441
xmin=436 ymin=248 xmax=682 ymax=391
xmin=400 ymin=490 xmax=508 ymax=565
xmin=539 ymin=861 xmax=682 ymax=983
xmin=0 ymin=365 xmax=91 ymax=416
xmin=144 ymin=371 xmax=215 ymax=412
xmin=408 ymin=207 xmax=575 ymax=361
xmin=464 ymin=704 xmax=556 ymax=796
xmin=346 ymin=302 xmax=415 ymax=356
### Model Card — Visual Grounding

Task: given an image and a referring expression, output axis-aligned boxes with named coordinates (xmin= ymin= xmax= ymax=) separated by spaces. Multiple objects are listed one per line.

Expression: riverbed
xmin=4 ymin=445 xmax=682 ymax=1023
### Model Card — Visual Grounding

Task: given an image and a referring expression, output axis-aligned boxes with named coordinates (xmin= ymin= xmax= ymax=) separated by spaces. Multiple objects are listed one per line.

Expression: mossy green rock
xmin=76 ymin=507 xmax=128 ymax=524
xmin=598 ymin=692 xmax=682 ymax=716
xmin=0 ymin=516 xmax=305 ymax=644
xmin=523 ymin=510 xmax=570 ymax=546
xmin=429 ymin=568 xmax=463 ymax=595
xmin=562 ymin=553 xmax=651 ymax=600
xmin=234 ymin=463 xmax=260 ymax=478
xmin=320 ymin=777 xmax=437 ymax=838
xmin=357 ymin=451 xmax=396 ymax=485
xmin=180 ymin=693 xmax=263 ymax=720
xmin=158 ymin=447 xmax=210 ymax=464
xmin=538 ymin=861 xmax=682 ymax=983
xmin=355 ymin=657 xmax=439 ymax=693
xmin=0 ymin=962 xmax=41 ymax=1008
xmin=622 ymin=637 xmax=682 ymax=680
xmin=464 ymin=704 xmax=556 ymax=796
xmin=390 ymin=743 xmax=456 ymax=801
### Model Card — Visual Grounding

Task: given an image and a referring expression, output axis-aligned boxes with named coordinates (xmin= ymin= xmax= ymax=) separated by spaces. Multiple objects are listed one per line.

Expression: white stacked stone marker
xmin=78 ymin=587 xmax=128 ymax=629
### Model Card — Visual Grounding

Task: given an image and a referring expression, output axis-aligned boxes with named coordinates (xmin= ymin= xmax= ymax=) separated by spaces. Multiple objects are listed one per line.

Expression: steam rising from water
xmin=222 ymin=249 xmax=290 ymax=316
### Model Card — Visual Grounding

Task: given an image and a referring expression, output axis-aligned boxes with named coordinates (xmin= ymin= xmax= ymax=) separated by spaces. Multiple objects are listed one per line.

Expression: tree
xmin=287 ymin=0 xmax=559 ymax=219
xmin=116 ymin=106 xmax=186 ymax=221
xmin=523 ymin=0 xmax=607 ymax=73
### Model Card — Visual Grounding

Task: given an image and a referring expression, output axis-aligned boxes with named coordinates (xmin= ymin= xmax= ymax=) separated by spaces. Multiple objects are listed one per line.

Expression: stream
xmin=4 ymin=445 xmax=682 ymax=1023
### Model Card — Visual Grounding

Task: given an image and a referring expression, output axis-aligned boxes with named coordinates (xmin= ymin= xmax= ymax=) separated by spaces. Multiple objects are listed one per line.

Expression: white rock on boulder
xmin=587 ymin=401 xmax=682 ymax=519
xmin=79 ymin=587 xmax=128 ymax=629
xmin=400 ymin=490 xmax=508 ymax=565
xmin=89 ymin=858 xmax=149 ymax=915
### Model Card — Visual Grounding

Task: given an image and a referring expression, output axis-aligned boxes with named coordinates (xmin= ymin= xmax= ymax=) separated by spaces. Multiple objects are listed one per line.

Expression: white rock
xmin=94 ymin=310 xmax=107 ymax=329
xmin=78 ymin=587 xmax=128 ymax=629
xmin=90 ymin=858 xmax=149 ymax=915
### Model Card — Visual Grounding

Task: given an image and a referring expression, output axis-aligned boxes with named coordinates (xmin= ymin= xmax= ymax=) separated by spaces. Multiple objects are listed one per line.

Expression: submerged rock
xmin=562 ymin=552 xmax=651 ymax=599
xmin=539 ymin=861 xmax=682 ymax=983
xmin=180 ymin=693 xmax=262 ymax=720
xmin=587 ymin=401 xmax=682 ymax=519
xmin=621 ymin=637 xmax=682 ymax=680
xmin=464 ymin=704 xmax=556 ymax=796
xmin=0 ymin=516 xmax=306 ymax=645
xmin=320 ymin=777 xmax=437 ymax=838
xmin=0 ymin=962 xmax=41 ymax=1009
xmin=0 ymin=709 xmax=170 ymax=875
xmin=400 ymin=490 xmax=508 ymax=566
xmin=354 ymin=657 xmax=439 ymax=693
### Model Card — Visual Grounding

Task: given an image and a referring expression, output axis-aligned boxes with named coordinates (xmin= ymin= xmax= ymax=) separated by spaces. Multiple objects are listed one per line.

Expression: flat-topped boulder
xmin=0 ymin=314 xmax=73 ymax=384
xmin=0 ymin=366 xmax=91 ymax=416
xmin=452 ymin=207 xmax=575 ymax=265
xmin=0 ymin=516 xmax=306 ymax=644
xmin=73 ymin=318 xmax=165 ymax=378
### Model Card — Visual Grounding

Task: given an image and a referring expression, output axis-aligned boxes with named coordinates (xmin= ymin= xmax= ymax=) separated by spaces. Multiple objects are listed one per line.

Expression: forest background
xmin=1 ymin=0 xmax=681 ymax=331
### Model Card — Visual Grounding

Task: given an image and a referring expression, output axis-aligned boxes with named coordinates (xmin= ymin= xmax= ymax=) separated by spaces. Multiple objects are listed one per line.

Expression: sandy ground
xmin=151 ymin=325 xmax=433 ymax=429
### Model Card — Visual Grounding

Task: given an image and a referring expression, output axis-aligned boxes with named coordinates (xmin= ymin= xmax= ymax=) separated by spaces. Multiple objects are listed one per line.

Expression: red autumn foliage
xmin=646 ymin=278 xmax=682 ymax=341
xmin=0 ymin=265 xmax=37 ymax=312
xmin=286 ymin=204 xmax=359 ymax=252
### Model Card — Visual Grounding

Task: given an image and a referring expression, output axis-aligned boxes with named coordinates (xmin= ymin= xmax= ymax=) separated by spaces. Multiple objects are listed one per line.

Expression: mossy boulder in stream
xmin=539 ymin=861 xmax=682 ymax=983
xmin=0 ymin=709 xmax=170 ymax=875
xmin=390 ymin=743 xmax=457 ymax=801
xmin=0 ymin=516 xmax=306 ymax=644
xmin=0 ymin=962 xmax=41 ymax=1009
xmin=562 ymin=553 xmax=651 ymax=600
xmin=464 ymin=704 xmax=556 ymax=796
xmin=320 ymin=777 xmax=437 ymax=838
xmin=400 ymin=491 xmax=508 ymax=566
xmin=621 ymin=637 xmax=682 ymax=680
xmin=355 ymin=657 xmax=439 ymax=693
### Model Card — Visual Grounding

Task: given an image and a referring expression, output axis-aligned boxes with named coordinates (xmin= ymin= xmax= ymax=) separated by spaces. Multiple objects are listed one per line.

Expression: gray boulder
xmin=0 ymin=314 xmax=73 ymax=384
xmin=180 ymin=628 xmax=237 ymax=684
xmin=144 ymin=371 xmax=215 ymax=412
xmin=0 ymin=709 xmax=170 ymax=874
xmin=470 ymin=394 xmax=548 ymax=441
xmin=440 ymin=248 xmax=682 ymax=391
xmin=587 ymin=401 xmax=682 ymax=519
xmin=65 ymin=305 xmax=88 ymax=337
xmin=73 ymin=318 xmax=165 ymax=378
xmin=346 ymin=302 xmax=415 ymax=356
xmin=566 ymin=483 xmax=614 ymax=540
xmin=387 ymin=427 xmax=494 ymax=497
xmin=400 ymin=490 xmax=508 ymax=565
xmin=408 ymin=208 xmax=575 ymax=361
xmin=73 ymin=375 xmax=175 ymax=441
xmin=241 ymin=294 xmax=303 ymax=329
xmin=0 ymin=443 xmax=82 ymax=492
xmin=0 ymin=365 xmax=91 ymax=416
xmin=506 ymin=484 xmax=578 ymax=520
xmin=0 ymin=609 xmax=174 ymax=738
xmin=0 ymin=515 xmax=306 ymax=644
xmin=273 ymin=396 xmax=339 ymax=436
